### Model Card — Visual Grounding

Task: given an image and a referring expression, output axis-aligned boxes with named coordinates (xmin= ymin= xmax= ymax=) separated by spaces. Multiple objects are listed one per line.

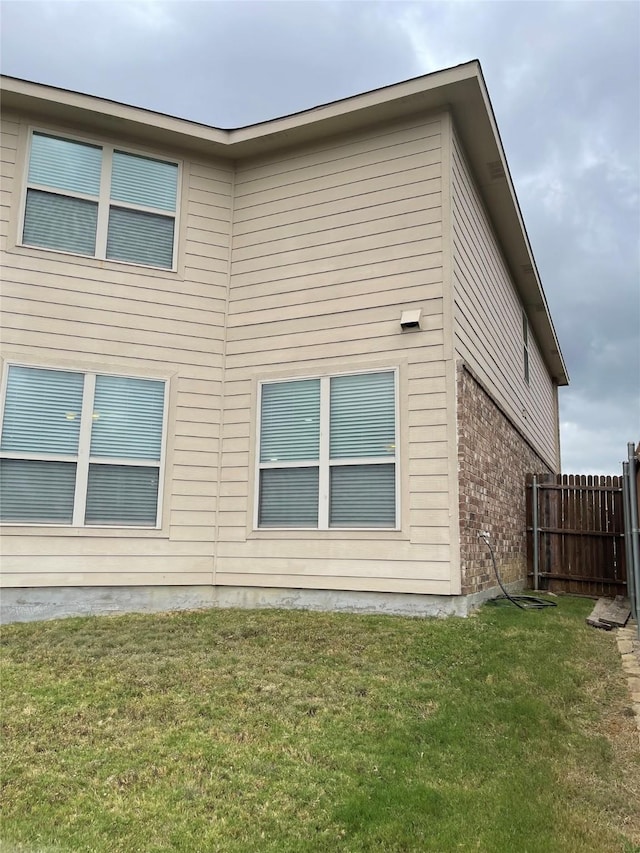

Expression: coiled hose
xmin=479 ymin=533 xmax=557 ymax=610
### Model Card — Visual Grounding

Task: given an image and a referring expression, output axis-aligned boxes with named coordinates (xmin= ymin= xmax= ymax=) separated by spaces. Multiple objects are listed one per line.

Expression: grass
xmin=1 ymin=596 xmax=639 ymax=853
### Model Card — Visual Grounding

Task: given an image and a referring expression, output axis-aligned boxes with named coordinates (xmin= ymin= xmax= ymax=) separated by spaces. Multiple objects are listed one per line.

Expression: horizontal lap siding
xmin=217 ymin=115 xmax=453 ymax=595
xmin=0 ymin=118 xmax=18 ymax=252
xmin=214 ymin=573 xmax=452 ymax=596
xmin=0 ymin=113 xmax=232 ymax=587
xmin=2 ymin=572 xmax=212 ymax=589
xmin=450 ymin=128 xmax=558 ymax=468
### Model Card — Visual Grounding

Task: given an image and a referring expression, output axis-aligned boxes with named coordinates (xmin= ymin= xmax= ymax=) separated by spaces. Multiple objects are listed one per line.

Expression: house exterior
xmin=0 ymin=61 xmax=568 ymax=622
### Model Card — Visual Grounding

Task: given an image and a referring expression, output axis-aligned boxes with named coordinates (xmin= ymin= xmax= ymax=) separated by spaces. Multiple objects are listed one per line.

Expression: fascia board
xmin=0 ymin=77 xmax=230 ymax=157
xmin=0 ymin=62 xmax=568 ymax=385
xmin=451 ymin=69 xmax=568 ymax=386
xmin=1 ymin=63 xmax=480 ymax=157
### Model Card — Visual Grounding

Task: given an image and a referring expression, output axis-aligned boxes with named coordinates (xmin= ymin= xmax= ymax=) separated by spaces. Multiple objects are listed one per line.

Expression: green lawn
xmin=1 ymin=596 xmax=639 ymax=853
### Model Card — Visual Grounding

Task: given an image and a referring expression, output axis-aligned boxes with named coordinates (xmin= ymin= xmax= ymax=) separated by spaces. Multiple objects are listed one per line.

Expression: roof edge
xmin=0 ymin=63 xmax=568 ymax=385
xmin=1 ymin=62 xmax=480 ymax=137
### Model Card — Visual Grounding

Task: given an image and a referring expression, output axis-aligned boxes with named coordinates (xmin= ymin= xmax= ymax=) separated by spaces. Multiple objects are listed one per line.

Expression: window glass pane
xmin=1 ymin=365 xmax=84 ymax=455
xmin=259 ymin=467 xmax=319 ymax=527
xmin=90 ymin=375 xmax=165 ymax=460
xmin=106 ymin=207 xmax=174 ymax=268
xmin=260 ymin=379 xmax=320 ymax=463
xmin=85 ymin=464 xmax=159 ymax=526
xmin=23 ymin=190 xmax=98 ymax=256
xmin=330 ymin=372 xmax=395 ymax=459
xmin=111 ymin=151 xmax=178 ymax=211
xmin=330 ymin=464 xmax=396 ymax=528
xmin=0 ymin=459 xmax=76 ymax=523
xmin=28 ymin=133 xmax=102 ymax=196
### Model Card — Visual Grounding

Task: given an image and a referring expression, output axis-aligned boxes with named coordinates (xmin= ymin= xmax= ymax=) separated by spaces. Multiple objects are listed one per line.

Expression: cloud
xmin=0 ymin=1 xmax=421 ymax=126
xmin=560 ymin=393 xmax=639 ymax=475
xmin=1 ymin=0 xmax=638 ymax=473
xmin=393 ymin=1 xmax=640 ymax=471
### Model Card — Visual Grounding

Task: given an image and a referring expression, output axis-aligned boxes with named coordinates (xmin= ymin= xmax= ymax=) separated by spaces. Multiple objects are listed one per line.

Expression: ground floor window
xmin=0 ymin=364 xmax=166 ymax=526
xmin=257 ymin=369 xmax=398 ymax=529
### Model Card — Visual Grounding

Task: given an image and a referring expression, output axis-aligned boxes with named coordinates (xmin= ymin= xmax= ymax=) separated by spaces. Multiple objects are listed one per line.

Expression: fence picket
xmin=527 ymin=472 xmax=627 ymax=596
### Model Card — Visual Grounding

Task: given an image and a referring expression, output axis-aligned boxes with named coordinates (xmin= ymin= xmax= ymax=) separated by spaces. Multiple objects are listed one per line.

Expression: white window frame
xmin=0 ymin=362 xmax=169 ymax=528
xmin=19 ymin=127 xmax=181 ymax=271
xmin=254 ymin=367 xmax=400 ymax=531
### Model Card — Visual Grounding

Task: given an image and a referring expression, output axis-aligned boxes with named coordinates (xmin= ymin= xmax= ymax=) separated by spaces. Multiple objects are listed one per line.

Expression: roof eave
xmin=0 ymin=64 xmax=568 ymax=385
xmin=451 ymin=68 xmax=569 ymax=386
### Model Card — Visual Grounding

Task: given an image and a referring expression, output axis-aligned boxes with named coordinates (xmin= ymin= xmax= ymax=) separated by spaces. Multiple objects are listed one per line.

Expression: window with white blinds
xmin=257 ymin=370 xmax=398 ymax=529
xmin=22 ymin=131 xmax=179 ymax=270
xmin=0 ymin=365 xmax=166 ymax=527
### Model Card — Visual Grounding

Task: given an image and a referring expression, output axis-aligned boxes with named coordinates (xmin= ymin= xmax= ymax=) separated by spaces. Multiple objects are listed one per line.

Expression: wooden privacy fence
xmin=526 ymin=473 xmax=626 ymax=596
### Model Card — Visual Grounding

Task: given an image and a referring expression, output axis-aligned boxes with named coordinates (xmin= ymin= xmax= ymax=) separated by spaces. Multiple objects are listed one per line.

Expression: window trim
xmin=19 ymin=127 xmax=182 ymax=272
xmin=254 ymin=367 xmax=400 ymax=531
xmin=0 ymin=361 xmax=169 ymax=529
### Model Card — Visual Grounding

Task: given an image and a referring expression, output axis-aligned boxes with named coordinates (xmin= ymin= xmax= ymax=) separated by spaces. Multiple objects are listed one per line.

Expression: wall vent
xmin=487 ymin=160 xmax=506 ymax=180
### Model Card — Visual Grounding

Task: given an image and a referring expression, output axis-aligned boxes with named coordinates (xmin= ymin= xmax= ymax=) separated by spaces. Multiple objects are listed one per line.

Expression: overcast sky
xmin=1 ymin=0 xmax=638 ymax=474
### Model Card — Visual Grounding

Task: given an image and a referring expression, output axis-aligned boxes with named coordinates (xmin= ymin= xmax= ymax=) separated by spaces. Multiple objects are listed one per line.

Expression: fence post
xmin=532 ymin=474 xmax=539 ymax=592
xmin=626 ymin=443 xmax=640 ymax=634
xmin=622 ymin=462 xmax=636 ymax=621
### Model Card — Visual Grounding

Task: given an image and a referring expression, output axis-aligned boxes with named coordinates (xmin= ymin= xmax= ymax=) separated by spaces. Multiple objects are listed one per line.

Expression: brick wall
xmin=457 ymin=363 xmax=555 ymax=595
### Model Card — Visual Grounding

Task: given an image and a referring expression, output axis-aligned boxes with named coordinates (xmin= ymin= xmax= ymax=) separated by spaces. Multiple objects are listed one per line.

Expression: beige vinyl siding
xmin=0 ymin=115 xmax=232 ymax=587
xmin=0 ymin=115 xmax=19 ymax=250
xmin=215 ymin=114 xmax=454 ymax=596
xmin=450 ymin=126 xmax=558 ymax=468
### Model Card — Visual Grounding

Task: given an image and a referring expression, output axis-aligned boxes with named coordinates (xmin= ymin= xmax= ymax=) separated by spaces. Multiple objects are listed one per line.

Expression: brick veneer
xmin=457 ymin=363 xmax=554 ymax=595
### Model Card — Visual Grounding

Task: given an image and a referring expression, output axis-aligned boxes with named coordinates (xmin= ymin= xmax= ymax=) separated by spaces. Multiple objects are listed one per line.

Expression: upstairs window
xmin=22 ymin=132 xmax=179 ymax=269
xmin=257 ymin=370 xmax=398 ymax=529
xmin=0 ymin=365 xmax=167 ymax=527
